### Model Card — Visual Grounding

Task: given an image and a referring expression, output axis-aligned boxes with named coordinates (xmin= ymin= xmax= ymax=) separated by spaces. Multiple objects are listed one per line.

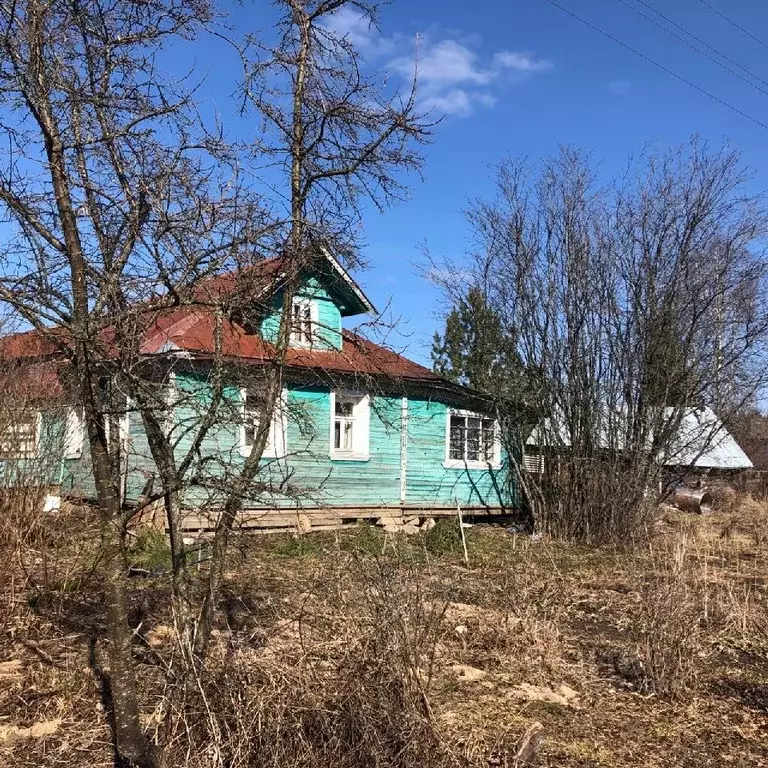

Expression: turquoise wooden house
xmin=0 ymin=254 xmax=517 ymax=529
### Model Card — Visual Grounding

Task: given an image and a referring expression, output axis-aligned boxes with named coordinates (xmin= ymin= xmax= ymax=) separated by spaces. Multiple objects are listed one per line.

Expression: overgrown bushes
xmin=173 ymin=558 xmax=459 ymax=768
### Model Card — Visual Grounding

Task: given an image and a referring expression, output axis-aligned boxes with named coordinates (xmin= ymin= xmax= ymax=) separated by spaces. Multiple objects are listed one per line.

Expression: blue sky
xmin=193 ymin=0 xmax=768 ymax=365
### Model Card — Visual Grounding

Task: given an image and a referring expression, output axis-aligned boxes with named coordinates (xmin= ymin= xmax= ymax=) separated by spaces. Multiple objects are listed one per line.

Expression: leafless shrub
xmin=637 ymin=577 xmax=700 ymax=697
xmin=624 ymin=538 xmax=702 ymax=697
xmin=432 ymin=140 xmax=768 ymax=544
xmin=0 ymin=488 xmax=48 ymax=553
xmin=170 ymin=556 xmax=462 ymax=768
xmin=707 ymin=485 xmax=740 ymax=514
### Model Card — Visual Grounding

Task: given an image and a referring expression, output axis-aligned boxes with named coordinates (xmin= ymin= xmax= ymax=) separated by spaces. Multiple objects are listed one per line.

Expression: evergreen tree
xmin=432 ymin=287 xmax=526 ymax=397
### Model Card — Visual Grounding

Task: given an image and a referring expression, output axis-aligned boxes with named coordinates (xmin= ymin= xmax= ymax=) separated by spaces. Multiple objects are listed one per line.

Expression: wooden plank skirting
xmin=178 ymin=504 xmax=510 ymax=533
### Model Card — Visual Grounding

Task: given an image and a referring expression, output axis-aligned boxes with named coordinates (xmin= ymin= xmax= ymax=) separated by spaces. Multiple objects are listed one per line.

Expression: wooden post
xmin=456 ymin=499 xmax=469 ymax=567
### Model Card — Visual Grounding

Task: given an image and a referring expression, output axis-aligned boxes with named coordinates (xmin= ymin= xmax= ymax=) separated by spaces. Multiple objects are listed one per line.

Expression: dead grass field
xmin=1 ymin=499 xmax=767 ymax=767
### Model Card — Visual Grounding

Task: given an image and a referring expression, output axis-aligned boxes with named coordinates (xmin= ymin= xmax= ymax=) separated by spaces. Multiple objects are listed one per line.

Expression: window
xmin=445 ymin=410 xmax=500 ymax=468
xmin=290 ymin=299 xmax=315 ymax=346
xmin=0 ymin=410 xmax=39 ymax=460
xmin=330 ymin=391 xmax=370 ymax=460
xmin=240 ymin=388 xmax=286 ymax=458
xmin=64 ymin=407 xmax=84 ymax=459
xmin=103 ymin=407 xmax=130 ymax=449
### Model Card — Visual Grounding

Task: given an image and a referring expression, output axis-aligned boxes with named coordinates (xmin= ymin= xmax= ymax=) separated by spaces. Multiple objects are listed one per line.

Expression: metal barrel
xmin=672 ymin=487 xmax=713 ymax=514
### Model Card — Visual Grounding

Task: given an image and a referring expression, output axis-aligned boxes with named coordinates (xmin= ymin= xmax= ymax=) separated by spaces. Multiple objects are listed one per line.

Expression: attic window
xmin=291 ymin=299 xmax=315 ymax=346
xmin=445 ymin=410 xmax=500 ymax=469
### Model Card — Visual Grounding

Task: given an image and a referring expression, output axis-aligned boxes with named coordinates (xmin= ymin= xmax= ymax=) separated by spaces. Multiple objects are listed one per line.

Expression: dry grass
xmin=1 ymin=498 xmax=768 ymax=767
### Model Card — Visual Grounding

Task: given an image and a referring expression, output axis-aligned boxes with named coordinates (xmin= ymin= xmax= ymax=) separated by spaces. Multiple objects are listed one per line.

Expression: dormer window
xmin=291 ymin=298 xmax=315 ymax=346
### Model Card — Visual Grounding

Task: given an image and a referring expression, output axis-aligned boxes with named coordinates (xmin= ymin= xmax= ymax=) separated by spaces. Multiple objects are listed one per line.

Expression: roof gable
xmin=313 ymin=249 xmax=377 ymax=317
xmin=192 ymin=250 xmax=376 ymax=318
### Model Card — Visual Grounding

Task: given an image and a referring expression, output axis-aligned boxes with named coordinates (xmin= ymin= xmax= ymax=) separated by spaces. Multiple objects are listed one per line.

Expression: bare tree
xmin=432 ymin=140 xmax=768 ymax=542
xmin=172 ymin=0 xmax=430 ymax=658
xmin=0 ymin=1 xmax=426 ymax=764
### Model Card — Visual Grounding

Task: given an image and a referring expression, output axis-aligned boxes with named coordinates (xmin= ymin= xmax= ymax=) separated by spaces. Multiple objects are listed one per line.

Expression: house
xmin=523 ymin=406 xmax=752 ymax=486
xmin=0 ymin=253 xmax=517 ymax=529
xmin=660 ymin=407 xmax=752 ymax=475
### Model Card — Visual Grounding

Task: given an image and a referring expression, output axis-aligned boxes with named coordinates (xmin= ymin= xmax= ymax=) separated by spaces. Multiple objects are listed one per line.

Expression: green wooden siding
xmin=260 ymin=275 xmax=343 ymax=351
xmin=0 ymin=412 xmax=64 ymax=489
xmin=281 ymin=387 xmax=403 ymax=508
xmin=405 ymin=398 xmax=514 ymax=508
xmin=5 ymin=377 xmax=515 ymax=512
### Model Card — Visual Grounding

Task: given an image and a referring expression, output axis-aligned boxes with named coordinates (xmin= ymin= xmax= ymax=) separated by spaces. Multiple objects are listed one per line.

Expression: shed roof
xmin=665 ymin=407 xmax=753 ymax=470
xmin=526 ymin=406 xmax=753 ymax=470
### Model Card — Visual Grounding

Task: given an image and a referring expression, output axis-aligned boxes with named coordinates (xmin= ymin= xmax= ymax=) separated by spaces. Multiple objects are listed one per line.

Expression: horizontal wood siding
xmin=0 ymin=412 xmax=65 ymax=489
xmin=283 ymin=387 xmax=402 ymax=507
xmin=18 ymin=377 xmax=517 ymax=516
xmin=405 ymin=397 xmax=513 ymax=509
xmin=260 ymin=275 xmax=342 ymax=351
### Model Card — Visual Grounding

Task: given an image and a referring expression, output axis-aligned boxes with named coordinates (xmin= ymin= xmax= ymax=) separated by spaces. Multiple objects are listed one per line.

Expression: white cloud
xmin=422 ymin=89 xmax=498 ymax=118
xmin=395 ymin=40 xmax=495 ymax=86
xmin=494 ymin=50 xmax=553 ymax=73
xmin=321 ymin=9 xmax=552 ymax=118
xmin=395 ymin=38 xmax=551 ymax=116
xmin=320 ymin=6 xmax=397 ymax=57
xmin=322 ymin=6 xmax=373 ymax=46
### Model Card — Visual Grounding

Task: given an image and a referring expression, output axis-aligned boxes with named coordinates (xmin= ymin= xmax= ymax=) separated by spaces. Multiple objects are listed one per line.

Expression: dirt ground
xmin=1 ymin=500 xmax=767 ymax=767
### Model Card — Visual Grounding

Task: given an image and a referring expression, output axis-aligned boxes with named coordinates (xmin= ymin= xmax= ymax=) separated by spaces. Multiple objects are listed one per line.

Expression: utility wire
xmin=541 ymin=0 xmax=768 ymax=133
xmin=620 ymin=0 xmax=768 ymax=93
xmin=698 ymin=0 xmax=768 ymax=52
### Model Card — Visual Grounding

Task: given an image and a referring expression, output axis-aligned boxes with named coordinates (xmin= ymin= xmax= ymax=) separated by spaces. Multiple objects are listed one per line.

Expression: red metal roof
xmin=0 ymin=358 xmax=65 ymax=400
xmin=141 ymin=307 xmax=441 ymax=381
xmin=0 ymin=253 xmax=442 ymax=389
xmin=0 ymin=328 xmax=61 ymax=358
xmin=0 ymin=307 xmax=441 ymax=386
xmin=190 ymin=258 xmax=285 ymax=303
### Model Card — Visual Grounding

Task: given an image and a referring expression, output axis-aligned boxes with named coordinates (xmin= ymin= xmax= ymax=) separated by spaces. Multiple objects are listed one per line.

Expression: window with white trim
xmin=330 ymin=391 xmax=370 ymax=460
xmin=0 ymin=410 xmax=39 ymax=460
xmin=240 ymin=388 xmax=286 ymax=458
xmin=103 ymin=408 xmax=130 ymax=449
xmin=445 ymin=410 xmax=500 ymax=468
xmin=290 ymin=298 xmax=316 ymax=346
xmin=64 ymin=406 xmax=84 ymax=459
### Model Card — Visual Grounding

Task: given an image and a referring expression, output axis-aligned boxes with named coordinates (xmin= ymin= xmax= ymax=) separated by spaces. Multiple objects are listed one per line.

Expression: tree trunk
xmin=100 ymin=512 xmax=159 ymax=768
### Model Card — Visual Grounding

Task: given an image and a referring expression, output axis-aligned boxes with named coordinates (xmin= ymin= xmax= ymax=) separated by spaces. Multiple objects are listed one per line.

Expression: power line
xmin=620 ymin=0 xmax=768 ymax=93
xmin=698 ymin=0 xmax=768 ymax=52
xmin=541 ymin=0 xmax=768 ymax=133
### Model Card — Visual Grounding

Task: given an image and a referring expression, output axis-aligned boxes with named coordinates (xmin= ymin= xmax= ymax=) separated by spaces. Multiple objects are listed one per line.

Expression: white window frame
xmin=329 ymin=390 xmax=370 ymax=461
xmin=239 ymin=387 xmax=287 ymax=459
xmin=290 ymin=297 xmax=319 ymax=347
xmin=443 ymin=409 xmax=501 ymax=470
xmin=63 ymin=406 xmax=85 ymax=459
xmin=104 ymin=406 xmax=131 ymax=450
xmin=0 ymin=409 xmax=41 ymax=460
